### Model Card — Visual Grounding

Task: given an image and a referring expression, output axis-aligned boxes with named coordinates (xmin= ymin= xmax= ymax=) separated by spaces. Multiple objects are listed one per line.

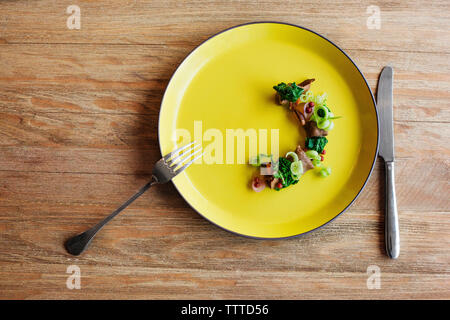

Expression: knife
xmin=377 ymin=66 xmax=400 ymax=259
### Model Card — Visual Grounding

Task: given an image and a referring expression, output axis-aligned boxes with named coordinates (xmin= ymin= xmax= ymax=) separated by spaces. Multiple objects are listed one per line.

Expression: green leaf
xmin=273 ymin=82 xmax=304 ymax=103
xmin=274 ymin=157 xmax=300 ymax=188
xmin=305 ymin=136 xmax=328 ymax=154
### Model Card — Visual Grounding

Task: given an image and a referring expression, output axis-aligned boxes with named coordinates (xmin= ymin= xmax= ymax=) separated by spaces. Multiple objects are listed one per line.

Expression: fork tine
xmin=168 ymin=143 xmax=201 ymax=167
xmin=163 ymin=141 xmax=196 ymax=161
xmin=174 ymin=151 xmax=204 ymax=175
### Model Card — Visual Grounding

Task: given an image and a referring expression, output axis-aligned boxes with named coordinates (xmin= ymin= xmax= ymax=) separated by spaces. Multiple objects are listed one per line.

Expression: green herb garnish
xmin=273 ymin=157 xmax=299 ymax=190
xmin=305 ymin=136 xmax=328 ymax=154
xmin=273 ymin=82 xmax=304 ymax=103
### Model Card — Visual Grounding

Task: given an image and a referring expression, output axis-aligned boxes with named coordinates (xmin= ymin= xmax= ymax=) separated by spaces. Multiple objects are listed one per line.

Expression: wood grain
xmin=0 ymin=0 xmax=449 ymax=53
xmin=0 ymin=0 xmax=449 ymax=300
xmin=0 ymin=45 xmax=449 ymax=121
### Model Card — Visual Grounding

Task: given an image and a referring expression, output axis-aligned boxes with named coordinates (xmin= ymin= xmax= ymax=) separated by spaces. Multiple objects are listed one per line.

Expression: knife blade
xmin=378 ymin=66 xmax=394 ymax=162
xmin=377 ymin=66 xmax=400 ymax=259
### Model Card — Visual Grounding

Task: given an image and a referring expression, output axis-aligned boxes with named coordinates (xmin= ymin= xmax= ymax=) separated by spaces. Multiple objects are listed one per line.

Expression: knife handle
xmin=385 ymin=161 xmax=400 ymax=259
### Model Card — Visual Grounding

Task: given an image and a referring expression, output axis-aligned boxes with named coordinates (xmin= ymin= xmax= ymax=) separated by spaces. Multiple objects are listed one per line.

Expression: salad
xmin=251 ymin=78 xmax=340 ymax=192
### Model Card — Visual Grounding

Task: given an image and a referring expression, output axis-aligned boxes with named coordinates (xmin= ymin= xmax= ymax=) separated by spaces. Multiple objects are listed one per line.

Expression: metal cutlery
xmin=377 ymin=66 xmax=400 ymax=259
xmin=65 ymin=141 xmax=202 ymax=256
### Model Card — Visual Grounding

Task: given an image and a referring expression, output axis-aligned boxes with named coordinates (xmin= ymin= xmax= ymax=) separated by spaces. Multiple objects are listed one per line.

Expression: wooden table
xmin=0 ymin=0 xmax=449 ymax=300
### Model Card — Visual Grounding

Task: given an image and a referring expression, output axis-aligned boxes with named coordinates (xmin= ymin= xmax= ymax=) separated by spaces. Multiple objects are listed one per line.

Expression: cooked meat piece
xmin=292 ymin=109 xmax=306 ymax=126
xmin=305 ymin=121 xmax=328 ymax=137
xmin=269 ymin=177 xmax=280 ymax=189
xmin=298 ymin=78 xmax=315 ymax=92
xmin=295 ymin=145 xmax=314 ymax=171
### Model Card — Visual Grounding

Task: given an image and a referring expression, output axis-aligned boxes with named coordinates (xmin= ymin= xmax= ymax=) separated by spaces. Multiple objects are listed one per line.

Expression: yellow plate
xmin=159 ymin=22 xmax=378 ymax=239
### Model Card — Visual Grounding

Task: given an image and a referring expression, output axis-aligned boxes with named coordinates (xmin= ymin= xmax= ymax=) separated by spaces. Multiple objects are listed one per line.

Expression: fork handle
xmin=385 ymin=161 xmax=400 ymax=259
xmin=65 ymin=176 xmax=158 ymax=256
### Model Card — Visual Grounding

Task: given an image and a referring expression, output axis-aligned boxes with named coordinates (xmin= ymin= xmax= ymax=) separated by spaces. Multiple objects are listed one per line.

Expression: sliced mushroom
xmin=269 ymin=177 xmax=280 ymax=189
xmin=295 ymin=145 xmax=314 ymax=171
xmin=298 ymin=78 xmax=315 ymax=92
xmin=293 ymin=109 xmax=306 ymax=126
xmin=305 ymin=121 xmax=328 ymax=138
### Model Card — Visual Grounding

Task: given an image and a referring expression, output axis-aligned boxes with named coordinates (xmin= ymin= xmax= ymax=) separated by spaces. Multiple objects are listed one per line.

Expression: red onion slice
xmin=251 ymin=177 xmax=266 ymax=192
xmin=303 ymin=102 xmax=315 ymax=121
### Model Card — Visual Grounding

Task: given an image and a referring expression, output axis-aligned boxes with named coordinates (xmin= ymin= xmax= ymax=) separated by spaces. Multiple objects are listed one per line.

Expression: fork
xmin=64 ymin=141 xmax=202 ymax=256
